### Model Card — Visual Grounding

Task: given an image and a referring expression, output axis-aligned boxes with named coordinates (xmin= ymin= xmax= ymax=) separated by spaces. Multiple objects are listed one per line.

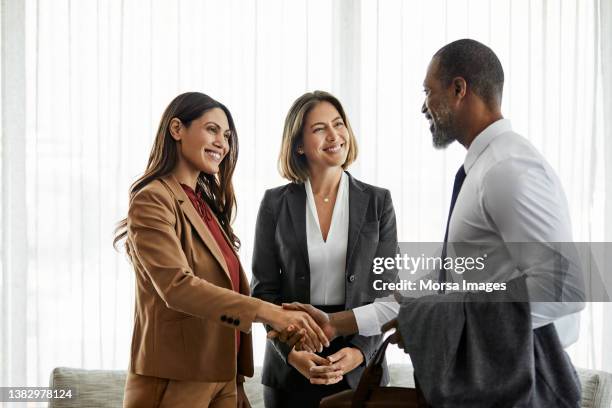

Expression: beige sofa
xmin=49 ymin=365 xmax=612 ymax=407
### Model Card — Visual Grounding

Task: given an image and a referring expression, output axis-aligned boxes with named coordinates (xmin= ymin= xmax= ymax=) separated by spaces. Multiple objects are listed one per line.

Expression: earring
xmin=297 ymin=147 xmax=304 ymax=154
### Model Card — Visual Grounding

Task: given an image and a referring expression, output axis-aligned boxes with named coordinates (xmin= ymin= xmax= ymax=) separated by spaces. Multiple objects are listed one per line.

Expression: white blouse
xmin=305 ymin=172 xmax=349 ymax=305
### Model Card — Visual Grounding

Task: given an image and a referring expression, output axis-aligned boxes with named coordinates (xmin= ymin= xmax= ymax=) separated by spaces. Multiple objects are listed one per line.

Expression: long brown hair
xmin=113 ymin=92 xmax=241 ymax=251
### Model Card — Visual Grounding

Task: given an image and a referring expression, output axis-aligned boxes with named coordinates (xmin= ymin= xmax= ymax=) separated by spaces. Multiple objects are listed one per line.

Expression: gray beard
xmin=432 ymin=124 xmax=456 ymax=149
xmin=429 ymin=104 xmax=456 ymax=149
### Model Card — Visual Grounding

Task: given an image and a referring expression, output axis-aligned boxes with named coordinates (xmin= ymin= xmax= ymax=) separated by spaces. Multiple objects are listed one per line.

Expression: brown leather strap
xmin=351 ymin=336 xmax=429 ymax=408
xmin=350 ymin=336 xmax=393 ymax=407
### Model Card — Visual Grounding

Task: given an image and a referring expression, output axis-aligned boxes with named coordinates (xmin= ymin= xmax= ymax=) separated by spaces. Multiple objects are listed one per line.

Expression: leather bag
xmin=320 ymin=336 xmax=430 ymax=408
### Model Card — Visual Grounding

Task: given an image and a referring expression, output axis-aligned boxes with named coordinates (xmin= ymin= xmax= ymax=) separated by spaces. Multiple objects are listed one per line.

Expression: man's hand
xmin=381 ymin=318 xmax=405 ymax=349
xmin=236 ymin=383 xmax=251 ymax=408
xmin=288 ymin=349 xmax=343 ymax=385
xmin=309 ymin=347 xmax=363 ymax=381
xmin=256 ymin=303 xmax=330 ymax=352
xmin=267 ymin=303 xmax=337 ymax=348
xmin=283 ymin=303 xmax=337 ymax=340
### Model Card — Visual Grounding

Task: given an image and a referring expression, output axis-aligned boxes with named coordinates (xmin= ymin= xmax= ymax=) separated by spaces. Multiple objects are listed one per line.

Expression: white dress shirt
xmin=305 ymin=172 xmax=349 ymax=305
xmin=354 ymin=119 xmax=584 ymax=347
xmin=354 ymin=301 xmax=399 ymax=336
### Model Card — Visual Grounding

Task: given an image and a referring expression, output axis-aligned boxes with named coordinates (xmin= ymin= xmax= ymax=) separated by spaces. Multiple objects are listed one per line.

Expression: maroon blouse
xmin=181 ymin=184 xmax=241 ymax=350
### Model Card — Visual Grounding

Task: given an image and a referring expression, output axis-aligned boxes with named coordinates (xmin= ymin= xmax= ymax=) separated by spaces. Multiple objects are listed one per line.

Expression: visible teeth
xmin=206 ymin=150 xmax=221 ymax=161
xmin=325 ymin=145 xmax=341 ymax=153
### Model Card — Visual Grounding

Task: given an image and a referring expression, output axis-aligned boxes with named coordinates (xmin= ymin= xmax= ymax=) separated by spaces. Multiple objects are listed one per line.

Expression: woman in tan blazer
xmin=114 ymin=92 xmax=329 ymax=408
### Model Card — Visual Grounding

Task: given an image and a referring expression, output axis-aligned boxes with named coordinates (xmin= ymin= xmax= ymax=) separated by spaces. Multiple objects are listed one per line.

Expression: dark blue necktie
xmin=439 ymin=165 xmax=467 ymax=288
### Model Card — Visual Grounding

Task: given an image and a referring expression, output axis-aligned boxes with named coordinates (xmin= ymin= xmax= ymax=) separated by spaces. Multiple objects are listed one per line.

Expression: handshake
xmin=267 ymin=302 xmax=338 ymax=351
xmin=256 ymin=302 xmax=376 ymax=385
xmin=256 ymin=300 xmax=405 ymax=384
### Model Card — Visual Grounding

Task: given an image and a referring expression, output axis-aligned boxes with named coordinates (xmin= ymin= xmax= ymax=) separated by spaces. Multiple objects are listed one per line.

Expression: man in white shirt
xmin=376 ymin=40 xmax=582 ymax=406
xmin=378 ymin=38 xmax=584 ymax=349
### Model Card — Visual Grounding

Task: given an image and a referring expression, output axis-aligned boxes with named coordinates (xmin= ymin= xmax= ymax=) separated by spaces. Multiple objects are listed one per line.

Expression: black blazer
xmin=251 ymin=172 xmax=398 ymax=389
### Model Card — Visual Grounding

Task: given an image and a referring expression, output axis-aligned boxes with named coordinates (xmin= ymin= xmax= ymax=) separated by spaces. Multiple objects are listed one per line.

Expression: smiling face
xmin=174 ymin=107 xmax=231 ymax=176
xmin=300 ymin=101 xmax=349 ymax=172
xmin=422 ymin=58 xmax=458 ymax=148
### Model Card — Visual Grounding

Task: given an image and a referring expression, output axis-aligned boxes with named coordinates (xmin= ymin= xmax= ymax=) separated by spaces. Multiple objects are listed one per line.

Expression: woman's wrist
xmin=254 ymin=301 xmax=281 ymax=326
xmin=351 ymin=346 xmax=365 ymax=365
xmin=287 ymin=348 xmax=298 ymax=366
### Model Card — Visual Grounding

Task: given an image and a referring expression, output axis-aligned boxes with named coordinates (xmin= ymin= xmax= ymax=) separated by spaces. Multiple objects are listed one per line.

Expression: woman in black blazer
xmin=251 ymin=91 xmax=398 ymax=408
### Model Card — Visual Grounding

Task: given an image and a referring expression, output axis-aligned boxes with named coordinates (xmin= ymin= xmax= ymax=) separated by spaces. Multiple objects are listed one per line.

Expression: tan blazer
xmin=126 ymin=174 xmax=263 ymax=382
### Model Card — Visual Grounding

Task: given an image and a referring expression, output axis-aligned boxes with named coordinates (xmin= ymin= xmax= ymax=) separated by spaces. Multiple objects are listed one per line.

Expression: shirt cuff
xmin=353 ymin=303 xmax=382 ymax=336
xmin=374 ymin=301 xmax=401 ymax=327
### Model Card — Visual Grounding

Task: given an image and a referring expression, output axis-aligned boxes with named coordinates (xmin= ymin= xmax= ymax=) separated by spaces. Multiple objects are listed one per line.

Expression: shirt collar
xmin=180 ymin=183 xmax=197 ymax=196
xmin=180 ymin=183 xmax=202 ymax=199
xmin=463 ymin=118 xmax=512 ymax=173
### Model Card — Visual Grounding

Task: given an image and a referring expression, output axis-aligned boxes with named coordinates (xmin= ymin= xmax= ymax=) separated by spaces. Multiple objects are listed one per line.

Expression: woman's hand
xmin=267 ymin=324 xmax=310 ymax=350
xmin=309 ymin=347 xmax=364 ymax=379
xmin=288 ymin=349 xmax=344 ymax=385
xmin=282 ymin=303 xmax=337 ymax=341
xmin=236 ymin=383 xmax=251 ymax=408
xmin=256 ymin=303 xmax=329 ymax=352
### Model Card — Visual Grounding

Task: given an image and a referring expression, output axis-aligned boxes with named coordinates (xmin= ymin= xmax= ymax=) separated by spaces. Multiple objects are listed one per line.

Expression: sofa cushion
xmin=577 ymin=368 xmax=612 ymax=408
xmin=49 ymin=367 xmax=127 ymax=408
xmin=385 ymin=364 xmax=612 ymax=408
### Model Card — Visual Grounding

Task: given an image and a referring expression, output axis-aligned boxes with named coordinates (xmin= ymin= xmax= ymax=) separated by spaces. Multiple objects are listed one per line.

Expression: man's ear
xmin=169 ymin=118 xmax=182 ymax=141
xmin=452 ymin=77 xmax=467 ymax=99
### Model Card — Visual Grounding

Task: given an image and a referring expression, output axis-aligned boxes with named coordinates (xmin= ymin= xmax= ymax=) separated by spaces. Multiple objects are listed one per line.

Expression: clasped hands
xmin=268 ymin=303 xmax=364 ymax=384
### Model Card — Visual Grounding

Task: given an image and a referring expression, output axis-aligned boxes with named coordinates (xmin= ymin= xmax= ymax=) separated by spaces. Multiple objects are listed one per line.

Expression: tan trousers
xmin=123 ymin=372 xmax=237 ymax=408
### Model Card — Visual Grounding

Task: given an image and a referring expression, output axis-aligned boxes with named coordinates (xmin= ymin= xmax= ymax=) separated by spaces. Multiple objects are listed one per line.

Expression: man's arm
xmin=483 ymin=159 xmax=585 ymax=336
xmin=352 ymin=302 xmax=400 ymax=336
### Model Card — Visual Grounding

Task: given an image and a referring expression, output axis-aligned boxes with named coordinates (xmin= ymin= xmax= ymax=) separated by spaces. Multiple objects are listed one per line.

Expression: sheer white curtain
xmin=1 ymin=0 xmax=609 ymax=387
xmin=599 ymin=0 xmax=612 ymax=372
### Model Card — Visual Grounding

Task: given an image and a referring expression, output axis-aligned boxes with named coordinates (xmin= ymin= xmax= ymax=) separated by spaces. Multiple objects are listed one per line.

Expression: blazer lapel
xmin=160 ymin=175 xmax=231 ymax=283
xmin=346 ymin=173 xmax=368 ymax=274
xmin=203 ymin=205 xmax=251 ymax=295
xmin=287 ymin=183 xmax=310 ymax=270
